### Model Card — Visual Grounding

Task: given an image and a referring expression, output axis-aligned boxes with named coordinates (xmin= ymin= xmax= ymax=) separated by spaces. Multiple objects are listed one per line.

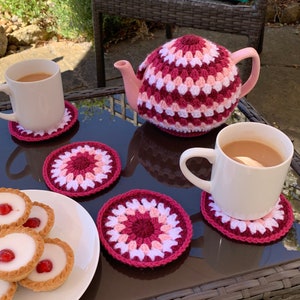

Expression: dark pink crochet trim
xmin=42 ymin=141 xmax=121 ymax=197
xmin=8 ymin=101 xmax=78 ymax=142
xmin=158 ymin=125 xmax=208 ymax=137
xmin=97 ymin=189 xmax=193 ymax=268
xmin=201 ymin=192 xmax=294 ymax=244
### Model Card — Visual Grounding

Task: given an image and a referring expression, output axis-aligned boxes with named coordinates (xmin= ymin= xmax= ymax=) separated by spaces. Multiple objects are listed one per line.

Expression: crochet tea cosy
xmin=136 ymin=34 xmax=242 ymax=136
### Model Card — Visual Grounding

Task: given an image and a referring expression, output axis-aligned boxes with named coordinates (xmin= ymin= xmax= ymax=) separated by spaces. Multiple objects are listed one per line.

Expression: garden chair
xmin=92 ymin=0 xmax=267 ymax=87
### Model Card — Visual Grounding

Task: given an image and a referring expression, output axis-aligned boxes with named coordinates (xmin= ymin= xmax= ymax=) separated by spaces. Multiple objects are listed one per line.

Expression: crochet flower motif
xmin=16 ymin=106 xmax=73 ymax=136
xmin=105 ymin=197 xmax=183 ymax=262
xmin=50 ymin=144 xmax=113 ymax=191
xmin=208 ymin=195 xmax=284 ymax=235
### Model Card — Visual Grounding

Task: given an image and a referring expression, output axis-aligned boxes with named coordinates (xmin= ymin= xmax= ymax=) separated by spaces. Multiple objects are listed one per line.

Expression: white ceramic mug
xmin=179 ymin=122 xmax=294 ymax=220
xmin=0 ymin=59 xmax=65 ymax=132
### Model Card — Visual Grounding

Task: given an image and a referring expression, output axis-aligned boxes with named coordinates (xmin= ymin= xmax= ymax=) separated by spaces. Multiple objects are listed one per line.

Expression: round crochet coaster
xmin=42 ymin=141 xmax=122 ymax=197
xmin=201 ymin=192 xmax=294 ymax=244
xmin=97 ymin=189 xmax=193 ymax=268
xmin=8 ymin=101 xmax=78 ymax=142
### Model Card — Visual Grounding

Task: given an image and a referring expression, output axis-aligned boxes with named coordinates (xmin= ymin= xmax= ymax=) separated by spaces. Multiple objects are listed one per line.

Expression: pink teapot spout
xmin=115 ymin=35 xmax=260 ymax=137
xmin=114 ymin=60 xmax=142 ymax=112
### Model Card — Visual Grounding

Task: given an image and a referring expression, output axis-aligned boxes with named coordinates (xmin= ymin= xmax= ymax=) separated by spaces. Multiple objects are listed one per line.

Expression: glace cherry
xmin=36 ymin=259 xmax=53 ymax=273
xmin=23 ymin=217 xmax=41 ymax=228
xmin=0 ymin=249 xmax=15 ymax=262
xmin=0 ymin=203 xmax=12 ymax=215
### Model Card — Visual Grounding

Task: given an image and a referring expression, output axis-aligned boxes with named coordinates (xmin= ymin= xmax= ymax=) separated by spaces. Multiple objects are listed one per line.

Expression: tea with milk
xmin=17 ymin=72 xmax=52 ymax=82
xmin=222 ymin=140 xmax=283 ymax=167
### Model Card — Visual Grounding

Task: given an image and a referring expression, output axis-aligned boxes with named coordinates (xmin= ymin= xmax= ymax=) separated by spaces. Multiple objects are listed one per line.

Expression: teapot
xmin=114 ymin=34 xmax=260 ymax=136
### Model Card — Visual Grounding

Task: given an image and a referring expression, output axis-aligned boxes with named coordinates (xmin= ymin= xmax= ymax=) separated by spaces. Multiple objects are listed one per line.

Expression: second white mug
xmin=0 ymin=59 xmax=65 ymax=132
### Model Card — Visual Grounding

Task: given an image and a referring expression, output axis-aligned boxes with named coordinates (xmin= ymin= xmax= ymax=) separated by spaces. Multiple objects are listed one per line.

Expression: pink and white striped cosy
xmin=136 ymin=34 xmax=242 ymax=136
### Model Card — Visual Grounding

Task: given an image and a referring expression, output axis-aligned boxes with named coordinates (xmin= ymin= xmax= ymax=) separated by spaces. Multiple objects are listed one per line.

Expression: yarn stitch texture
xmin=97 ymin=189 xmax=193 ymax=268
xmin=201 ymin=192 xmax=294 ymax=244
xmin=43 ymin=141 xmax=121 ymax=197
xmin=136 ymin=34 xmax=242 ymax=136
xmin=8 ymin=101 xmax=78 ymax=142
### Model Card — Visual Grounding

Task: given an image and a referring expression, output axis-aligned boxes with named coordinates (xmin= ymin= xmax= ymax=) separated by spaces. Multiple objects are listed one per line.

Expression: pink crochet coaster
xmin=201 ymin=192 xmax=294 ymax=244
xmin=42 ymin=141 xmax=122 ymax=197
xmin=97 ymin=189 xmax=193 ymax=268
xmin=8 ymin=101 xmax=78 ymax=142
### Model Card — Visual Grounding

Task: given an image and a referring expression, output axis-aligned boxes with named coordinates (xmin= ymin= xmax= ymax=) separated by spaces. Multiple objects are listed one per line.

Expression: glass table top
xmin=0 ymin=97 xmax=300 ymax=299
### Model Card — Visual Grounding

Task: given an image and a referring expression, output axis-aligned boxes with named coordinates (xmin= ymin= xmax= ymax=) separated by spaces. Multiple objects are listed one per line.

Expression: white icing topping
xmin=28 ymin=243 xmax=67 ymax=281
xmin=0 ymin=233 xmax=36 ymax=271
xmin=0 ymin=193 xmax=26 ymax=225
xmin=0 ymin=279 xmax=11 ymax=296
xmin=28 ymin=205 xmax=48 ymax=232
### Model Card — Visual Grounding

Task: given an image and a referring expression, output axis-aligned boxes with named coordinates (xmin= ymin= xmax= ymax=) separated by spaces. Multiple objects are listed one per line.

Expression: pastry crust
xmin=0 ymin=227 xmax=44 ymax=282
xmin=0 ymin=280 xmax=17 ymax=300
xmin=23 ymin=201 xmax=55 ymax=237
xmin=19 ymin=238 xmax=74 ymax=292
xmin=0 ymin=188 xmax=32 ymax=230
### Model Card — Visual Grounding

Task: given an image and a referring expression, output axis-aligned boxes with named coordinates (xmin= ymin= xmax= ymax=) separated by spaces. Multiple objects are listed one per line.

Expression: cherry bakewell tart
xmin=0 ymin=280 xmax=17 ymax=300
xmin=20 ymin=237 xmax=74 ymax=292
xmin=0 ymin=188 xmax=32 ymax=230
xmin=0 ymin=227 xmax=44 ymax=282
xmin=23 ymin=202 xmax=55 ymax=238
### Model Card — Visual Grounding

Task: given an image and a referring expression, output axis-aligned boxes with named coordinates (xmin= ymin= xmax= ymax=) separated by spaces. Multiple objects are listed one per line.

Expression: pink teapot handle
xmin=231 ymin=47 xmax=260 ymax=98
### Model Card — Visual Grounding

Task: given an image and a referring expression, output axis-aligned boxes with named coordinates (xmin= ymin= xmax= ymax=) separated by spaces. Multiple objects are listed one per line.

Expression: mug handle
xmin=179 ymin=147 xmax=216 ymax=193
xmin=0 ymin=83 xmax=18 ymax=122
xmin=231 ymin=47 xmax=260 ymax=98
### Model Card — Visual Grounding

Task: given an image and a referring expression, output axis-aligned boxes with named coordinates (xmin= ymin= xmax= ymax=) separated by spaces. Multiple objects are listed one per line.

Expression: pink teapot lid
xmin=136 ymin=34 xmax=242 ymax=136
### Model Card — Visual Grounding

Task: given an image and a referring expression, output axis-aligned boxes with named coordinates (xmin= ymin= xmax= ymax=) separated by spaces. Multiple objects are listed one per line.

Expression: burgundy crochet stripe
xmin=138 ymin=101 xmax=234 ymax=127
xmin=172 ymin=34 xmax=208 ymax=52
xmin=139 ymin=73 xmax=241 ymax=107
xmin=137 ymin=41 xmax=231 ymax=81
xmin=143 ymin=56 xmax=231 ymax=81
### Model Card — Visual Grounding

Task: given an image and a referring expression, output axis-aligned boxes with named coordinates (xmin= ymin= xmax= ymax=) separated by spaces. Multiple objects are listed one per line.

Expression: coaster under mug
xmin=8 ymin=101 xmax=78 ymax=142
xmin=201 ymin=191 xmax=294 ymax=244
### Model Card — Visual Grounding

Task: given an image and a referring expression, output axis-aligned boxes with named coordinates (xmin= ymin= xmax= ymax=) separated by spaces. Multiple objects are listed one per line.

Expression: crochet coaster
xmin=201 ymin=192 xmax=294 ymax=244
xmin=97 ymin=189 xmax=193 ymax=268
xmin=42 ymin=141 xmax=121 ymax=197
xmin=8 ymin=101 xmax=78 ymax=142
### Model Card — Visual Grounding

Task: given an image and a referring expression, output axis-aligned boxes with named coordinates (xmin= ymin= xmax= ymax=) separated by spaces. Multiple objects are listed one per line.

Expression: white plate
xmin=14 ymin=189 xmax=100 ymax=300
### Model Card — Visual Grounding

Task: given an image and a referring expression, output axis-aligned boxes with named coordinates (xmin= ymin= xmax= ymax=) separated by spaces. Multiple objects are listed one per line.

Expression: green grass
xmin=0 ymin=0 xmax=49 ymax=24
xmin=0 ymin=0 xmax=154 ymax=43
xmin=0 ymin=0 xmax=94 ymax=41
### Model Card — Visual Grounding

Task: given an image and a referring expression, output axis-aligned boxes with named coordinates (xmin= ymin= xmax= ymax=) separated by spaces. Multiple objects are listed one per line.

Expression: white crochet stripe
xmin=137 ymin=86 xmax=241 ymax=119
xmin=208 ymin=197 xmax=284 ymax=235
xmin=16 ymin=106 xmax=73 ymax=137
xmin=143 ymin=63 xmax=238 ymax=96
xmin=158 ymin=39 xmax=219 ymax=68
xmin=139 ymin=94 xmax=240 ymax=134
